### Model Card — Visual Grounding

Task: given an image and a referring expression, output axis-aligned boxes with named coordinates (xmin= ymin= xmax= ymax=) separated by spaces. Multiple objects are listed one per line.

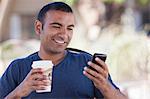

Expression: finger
xmin=30 ymin=68 xmax=44 ymax=75
xmin=83 ymin=70 xmax=104 ymax=84
xmin=84 ymin=67 xmax=99 ymax=78
xmin=88 ymin=61 xmax=104 ymax=72
xmin=83 ymin=67 xmax=108 ymax=83
xmin=27 ymin=68 xmax=44 ymax=78
xmin=31 ymin=74 xmax=48 ymax=81
xmin=83 ymin=70 xmax=111 ymax=91
xmin=95 ymin=57 xmax=109 ymax=72
xmin=32 ymin=79 xmax=51 ymax=86
xmin=24 ymin=69 xmax=46 ymax=85
xmin=30 ymin=78 xmax=51 ymax=91
xmin=88 ymin=62 xmax=108 ymax=78
xmin=32 ymin=85 xmax=48 ymax=90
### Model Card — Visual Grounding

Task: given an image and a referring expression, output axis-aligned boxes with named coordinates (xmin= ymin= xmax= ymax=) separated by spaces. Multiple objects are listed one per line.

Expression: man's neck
xmin=38 ymin=49 xmax=67 ymax=65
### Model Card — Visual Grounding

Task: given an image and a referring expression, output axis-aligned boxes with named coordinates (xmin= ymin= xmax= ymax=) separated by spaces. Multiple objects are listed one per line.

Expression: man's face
xmin=37 ymin=10 xmax=75 ymax=54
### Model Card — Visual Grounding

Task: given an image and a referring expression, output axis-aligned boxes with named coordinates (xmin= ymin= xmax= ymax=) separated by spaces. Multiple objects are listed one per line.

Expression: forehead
xmin=44 ymin=10 xmax=75 ymax=25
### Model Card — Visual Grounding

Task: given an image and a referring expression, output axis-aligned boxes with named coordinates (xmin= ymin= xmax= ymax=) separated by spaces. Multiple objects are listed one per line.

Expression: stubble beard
xmin=46 ymin=47 xmax=65 ymax=54
xmin=44 ymin=43 xmax=68 ymax=55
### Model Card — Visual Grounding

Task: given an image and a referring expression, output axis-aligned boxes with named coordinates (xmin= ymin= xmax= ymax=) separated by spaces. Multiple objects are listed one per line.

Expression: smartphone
xmin=89 ymin=53 xmax=107 ymax=71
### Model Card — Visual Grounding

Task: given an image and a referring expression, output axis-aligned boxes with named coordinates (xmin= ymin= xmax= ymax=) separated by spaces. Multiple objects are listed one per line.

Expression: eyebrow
xmin=68 ymin=25 xmax=74 ymax=28
xmin=50 ymin=22 xmax=62 ymax=26
xmin=50 ymin=22 xmax=74 ymax=28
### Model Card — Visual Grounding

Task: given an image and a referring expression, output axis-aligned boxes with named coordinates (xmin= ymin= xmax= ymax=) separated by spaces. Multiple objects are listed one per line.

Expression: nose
xmin=60 ymin=27 xmax=67 ymax=35
xmin=57 ymin=27 xmax=68 ymax=39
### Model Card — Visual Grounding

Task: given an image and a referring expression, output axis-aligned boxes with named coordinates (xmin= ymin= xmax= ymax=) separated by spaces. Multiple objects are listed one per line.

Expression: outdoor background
xmin=0 ymin=0 xmax=150 ymax=99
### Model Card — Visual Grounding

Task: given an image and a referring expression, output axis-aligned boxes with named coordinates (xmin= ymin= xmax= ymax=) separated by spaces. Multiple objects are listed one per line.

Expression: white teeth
xmin=54 ymin=39 xmax=65 ymax=44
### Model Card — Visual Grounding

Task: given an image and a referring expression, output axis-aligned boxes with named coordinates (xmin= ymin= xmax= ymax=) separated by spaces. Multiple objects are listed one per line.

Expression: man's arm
xmin=5 ymin=87 xmax=22 ymax=99
xmin=97 ymin=80 xmax=127 ymax=99
xmin=4 ymin=68 xmax=50 ymax=99
xmin=83 ymin=57 xmax=128 ymax=99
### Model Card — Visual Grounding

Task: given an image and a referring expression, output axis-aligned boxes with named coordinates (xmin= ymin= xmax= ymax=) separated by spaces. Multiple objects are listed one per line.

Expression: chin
xmin=49 ymin=48 xmax=66 ymax=54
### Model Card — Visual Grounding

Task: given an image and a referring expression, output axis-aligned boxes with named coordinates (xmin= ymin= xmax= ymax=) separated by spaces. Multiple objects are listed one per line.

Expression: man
xmin=0 ymin=2 xmax=127 ymax=99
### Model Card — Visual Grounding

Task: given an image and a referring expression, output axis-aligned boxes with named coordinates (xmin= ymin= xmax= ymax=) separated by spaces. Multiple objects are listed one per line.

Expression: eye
xmin=52 ymin=25 xmax=61 ymax=28
xmin=67 ymin=27 xmax=73 ymax=31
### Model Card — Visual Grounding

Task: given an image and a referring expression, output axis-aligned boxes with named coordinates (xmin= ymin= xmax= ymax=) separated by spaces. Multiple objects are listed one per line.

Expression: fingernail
xmin=83 ymin=71 xmax=86 ymax=74
xmin=84 ymin=67 xmax=87 ymax=70
xmin=95 ymin=57 xmax=99 ymax=61
xmin=87 ymin=61 xmax=91 ymax=65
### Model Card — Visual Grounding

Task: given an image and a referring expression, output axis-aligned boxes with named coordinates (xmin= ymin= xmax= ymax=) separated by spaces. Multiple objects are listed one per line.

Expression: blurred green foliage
xmin=103 ymin=0 xmax=125 ymax=4
xmin=52 ymin=0 xmax=76 ymax=6
xmin=103 ymin=0 xmax=150 ymax=5
xmin=137 ymin=0 xmax=150 ymax=6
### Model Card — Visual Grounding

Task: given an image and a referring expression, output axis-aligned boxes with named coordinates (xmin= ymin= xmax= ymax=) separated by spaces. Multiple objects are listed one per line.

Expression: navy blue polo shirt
xmin=0 ymin=50 xmax=119 ymax=99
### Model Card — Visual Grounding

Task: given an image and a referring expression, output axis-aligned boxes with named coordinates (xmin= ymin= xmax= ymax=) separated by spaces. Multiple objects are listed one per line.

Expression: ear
xmin=34 ymin=20 xmax=43 ymax=36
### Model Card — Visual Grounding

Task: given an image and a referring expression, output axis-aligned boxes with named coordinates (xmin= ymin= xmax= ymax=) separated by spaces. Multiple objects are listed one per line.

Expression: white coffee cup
xmin=31 ymin=60 xmax=53 ymax=93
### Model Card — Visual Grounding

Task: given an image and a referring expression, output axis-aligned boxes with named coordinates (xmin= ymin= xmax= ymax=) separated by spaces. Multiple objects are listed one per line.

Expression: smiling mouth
xmin=53 ymin=39 xmax=66 ymax=44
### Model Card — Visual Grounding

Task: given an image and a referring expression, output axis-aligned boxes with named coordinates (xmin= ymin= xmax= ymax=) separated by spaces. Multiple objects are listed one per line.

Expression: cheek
xmin=68 ymin=32 xmax=73 ymax=41
xmin=40 ymin=33 xmax=51 ymax=43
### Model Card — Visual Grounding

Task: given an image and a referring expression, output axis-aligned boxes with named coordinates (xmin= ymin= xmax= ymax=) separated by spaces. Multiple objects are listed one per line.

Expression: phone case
xmin=89 ymin=53 xmax=107 ymax=71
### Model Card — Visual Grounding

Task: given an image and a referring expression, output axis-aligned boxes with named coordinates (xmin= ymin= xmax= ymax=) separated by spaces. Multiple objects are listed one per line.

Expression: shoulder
xmin=14 ymin=51 xmax=39 ymax=63
xmin=6 ymin=52 xmax=39 ymax=72
xmin=66 ymin=48 xmax=92 ymax=61
xmin=0 ymin=52 xmax=40 ymax=98
xmin=10 ymin=52 xmax=38 ymax=65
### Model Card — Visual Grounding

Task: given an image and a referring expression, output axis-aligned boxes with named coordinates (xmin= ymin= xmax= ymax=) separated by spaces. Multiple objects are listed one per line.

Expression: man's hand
xmin=83 ymin=57 xmax=127 ymax=99
xmin=5 ymin=68 xmax=50 ymax=99
xmin=83 ymin=57 xmax=109 ymax=92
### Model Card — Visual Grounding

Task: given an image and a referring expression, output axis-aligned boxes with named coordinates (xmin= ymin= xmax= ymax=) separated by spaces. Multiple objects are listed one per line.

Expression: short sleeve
xmin=0 ymin=60 xmax=20 ymax=98
xmin=107 ymin=74 xmax=120 ymax=90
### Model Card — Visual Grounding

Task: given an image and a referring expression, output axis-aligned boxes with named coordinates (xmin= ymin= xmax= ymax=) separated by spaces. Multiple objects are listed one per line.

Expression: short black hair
xmin=37 ymin=2 xmax=73 ymax=24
